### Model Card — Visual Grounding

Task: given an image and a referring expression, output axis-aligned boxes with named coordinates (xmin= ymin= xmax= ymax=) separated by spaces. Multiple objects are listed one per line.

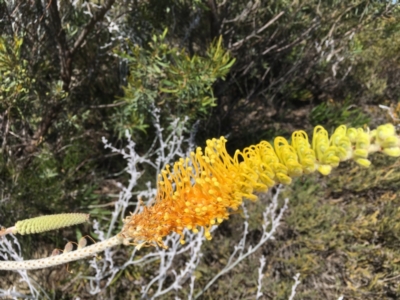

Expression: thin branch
xmin=71 ymin=0 xmax=116 ymax=55
xmin=1 ymin=108 xmax=11 ymax=153
xmin=231 ymin=11 xmax=285 ymax=50
xmin=48 ymin=0 xmax=71 ymax=90
xmin=23 ymin=0 xmax=116 ymax=155
xmin=265 ymin=18 xmax=319 ymax=54
xmin=89 ymin=101 xmax=127 ymax=108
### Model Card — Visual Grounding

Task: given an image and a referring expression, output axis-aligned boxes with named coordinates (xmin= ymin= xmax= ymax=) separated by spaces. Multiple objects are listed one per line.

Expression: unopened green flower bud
xmin=15 ymin=213 xmax=90 ymax=235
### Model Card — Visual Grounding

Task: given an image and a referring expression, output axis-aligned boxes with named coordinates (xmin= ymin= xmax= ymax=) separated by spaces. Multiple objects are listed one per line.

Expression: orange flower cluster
xmin=120 ymin=124 xmax=400 ymax=248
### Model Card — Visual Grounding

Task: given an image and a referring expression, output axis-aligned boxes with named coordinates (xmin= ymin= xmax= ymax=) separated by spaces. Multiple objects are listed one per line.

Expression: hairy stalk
xmin=0 ymin=235 xmax=123 ymax=271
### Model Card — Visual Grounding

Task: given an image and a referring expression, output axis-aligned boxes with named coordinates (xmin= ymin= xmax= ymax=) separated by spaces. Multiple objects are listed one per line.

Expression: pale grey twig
xmin=195 ymin=187 xmax=288 ymax=299
xmin=256 ymin=255 xmax=266 ymax=299
xmin=288 ymin=273 xmax=301 ymax=300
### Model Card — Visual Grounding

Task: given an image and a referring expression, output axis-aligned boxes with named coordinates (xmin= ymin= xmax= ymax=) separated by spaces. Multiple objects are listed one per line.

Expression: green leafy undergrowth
xmin=272 ymin=155 xmax=400 ymax=299
xmin=113 ymin=29 xmax=235 ymax=137
xmin=310 ymin=98 xmax=371 ymax=130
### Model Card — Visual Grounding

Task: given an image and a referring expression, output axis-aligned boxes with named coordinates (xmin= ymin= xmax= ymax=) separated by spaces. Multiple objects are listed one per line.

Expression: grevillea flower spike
xmin=1 ymin=123 xmax=399 ymax=270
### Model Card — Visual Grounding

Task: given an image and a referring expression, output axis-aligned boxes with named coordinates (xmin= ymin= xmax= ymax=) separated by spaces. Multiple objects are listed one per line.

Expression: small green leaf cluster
xmin=349 ymin=15 xmax=400 ymax=102
xmin=0 ymin=35 xmax=33 ymax=112
xmin=310 ymin=98 xmax=371 ymax=129
xmin=113 ymin=29 xmax=235 ymax=136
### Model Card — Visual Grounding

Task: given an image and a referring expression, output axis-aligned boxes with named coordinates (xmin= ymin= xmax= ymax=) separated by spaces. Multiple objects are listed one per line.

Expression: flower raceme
xmin=1 ymin=123 xmax=400 ymax=271
xmin=121 ymin=123 xmax=400 ymax=248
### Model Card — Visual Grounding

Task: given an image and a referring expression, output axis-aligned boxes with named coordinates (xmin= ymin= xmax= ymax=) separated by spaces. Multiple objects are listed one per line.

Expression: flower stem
xmin=0 ymin=235 xmax=123 ymax=271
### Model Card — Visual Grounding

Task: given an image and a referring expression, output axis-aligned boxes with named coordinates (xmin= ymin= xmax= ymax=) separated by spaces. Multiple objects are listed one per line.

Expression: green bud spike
xmin=14 ymin=213 xmax=90 ymax=235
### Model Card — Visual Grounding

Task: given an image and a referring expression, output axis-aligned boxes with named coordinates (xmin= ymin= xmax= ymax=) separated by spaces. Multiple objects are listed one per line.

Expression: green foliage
xmin=113 ymin=30 xmax=235 ymax=136
xmin=1 ymin=139 xmax=100 ymax=220
xmin=0 ymin=35 xmax=32 ymax=108
xmin=1 ymin=0 xmax=400 ymax=298
xmin=0 ymin=3 xmax=118 ymax=226
xmin=349 ymin=14 xmax=400 ymax=102
xmin=197 ymin=0 xmax=400 ymax=149
xmin=271 ymin=155 xmax=400 ymax=299
xmin=310 ymin=98 xmax=371 ymax=129
xmin=0 ymin=35 xmax=35 ymax=156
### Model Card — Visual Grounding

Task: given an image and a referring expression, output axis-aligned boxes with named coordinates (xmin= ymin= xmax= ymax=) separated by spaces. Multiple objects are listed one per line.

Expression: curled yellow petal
xmin=383 ymin=147 xmax=400 ymax=157
xmin=355 ymin=158 xmax=371 ymax=168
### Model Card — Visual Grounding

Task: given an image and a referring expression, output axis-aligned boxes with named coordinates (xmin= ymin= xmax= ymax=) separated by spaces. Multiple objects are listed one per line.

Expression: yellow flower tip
xmin=335 ymin=147 xmax=352 ymax=161
xmin=376 ymin=124 xmax=396 ymax=143
xmin=302 ymin=165 xmax=317 ymax=174
xmin=242 ymin=193 xmax=258 ymax=201
xmin=180 ymin=239 xmax=186 ymax=245
xmin=291 ymin=168 xmax=304 ymax=178
xmin=382 ymin=136 xmax=399 ymax=149
xmin=253 ymin=182 xmax=269 ymax=192
xmin=135 ymin=242 xmax=147 ymax=250
xmin=346 ymin=127 xmax=358 ymax=142
xmin=383 ymin=147 xmax=400 ymax=157
xmin=317 ymin=165 xmax=332 ymax=176
xmin=327 ymin=152 xmax=340 ymax=163
xmin=355 ymin=158 xmax=371 ymax=168
xmin=353 ymin=148 xmax=369 ymax=158
xmin=275 ymin=173 xmax=292 ymax=185
xmin=355 ymin=132 xmax=370 ymax=150
xmin=259 ymin=173 xmax=275 ymax=187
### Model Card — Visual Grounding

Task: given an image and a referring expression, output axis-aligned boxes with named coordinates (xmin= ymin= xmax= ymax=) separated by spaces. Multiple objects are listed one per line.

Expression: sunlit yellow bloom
xmin=330 ymin=125 xmax=352 ymax=160
xmin=291 ymin=130 xmax=317 ymax=174
xmin=121 ymin=124 xmax=400 ymax=248
xmin=372 ymin=123 xmax=400 ymax=157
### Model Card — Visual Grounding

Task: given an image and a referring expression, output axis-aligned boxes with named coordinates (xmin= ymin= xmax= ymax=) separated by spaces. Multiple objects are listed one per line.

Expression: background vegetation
xmin=1 ymin=0 xmax=400 ymax=299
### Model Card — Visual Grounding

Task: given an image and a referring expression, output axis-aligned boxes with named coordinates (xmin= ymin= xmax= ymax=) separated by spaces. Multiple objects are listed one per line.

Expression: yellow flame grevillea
xmin=120 ymin=123 xmax=400 ymax=248
xmin=1 ymin=123 xmax=400 ymax=271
